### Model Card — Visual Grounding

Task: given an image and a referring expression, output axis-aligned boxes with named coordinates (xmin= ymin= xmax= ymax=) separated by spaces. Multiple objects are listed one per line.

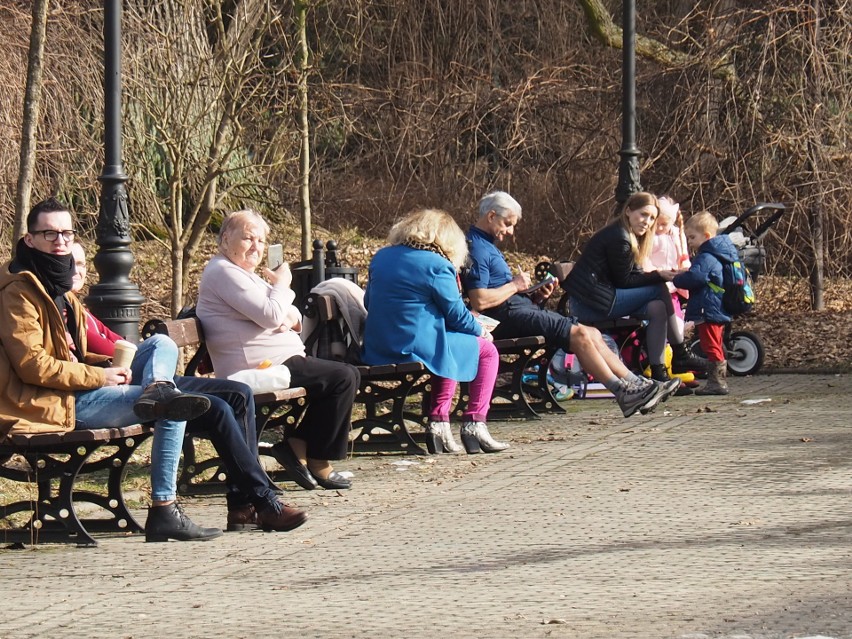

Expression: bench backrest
xmin=152 ymin=315 xmax=306 ymax=403
xmin=153 ymin=317 xmax=210 ymax=377
xmin=157 ymin=317 xmax=204 ymax=348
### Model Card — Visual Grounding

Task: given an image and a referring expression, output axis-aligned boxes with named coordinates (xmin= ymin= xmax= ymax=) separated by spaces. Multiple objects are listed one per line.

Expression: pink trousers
xmin=429 ymin=337 xmax=499 ymax=423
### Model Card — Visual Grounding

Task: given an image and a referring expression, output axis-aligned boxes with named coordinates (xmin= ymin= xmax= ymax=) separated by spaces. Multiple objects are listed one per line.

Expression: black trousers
xmin=178 ymin=376 xmax=276 ymax=511
xmin=283 ymin=355 xmax=360 ymax=460
xmin=491 ymin=294 xmax=578 ymax=352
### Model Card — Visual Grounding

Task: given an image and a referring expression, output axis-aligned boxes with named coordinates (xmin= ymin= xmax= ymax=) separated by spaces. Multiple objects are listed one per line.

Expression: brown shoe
xmin=226 ymin=504 xmax=258 ymax=532
xmin=257 ymin=501 xmax=307 ymax=532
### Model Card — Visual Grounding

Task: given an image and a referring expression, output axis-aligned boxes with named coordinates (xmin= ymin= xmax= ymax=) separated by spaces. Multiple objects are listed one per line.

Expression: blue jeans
xmin=570 ymin=284 xmax=663 ymax=323
xmin=569 ymin=284 xmax=672 ymax=365
xmin=75 ymin=334 xmax=182 ymax=502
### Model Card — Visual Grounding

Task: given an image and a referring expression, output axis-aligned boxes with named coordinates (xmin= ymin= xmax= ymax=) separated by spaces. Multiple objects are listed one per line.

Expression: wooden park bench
xmin=457 ymin=335 xmax=564 ymax=421
xmin=141 ymin=316 xmax=308 ymax=495
xmin=1 ymin=424 xmax=153 ymax=547
xmin=302 ymin=292 xmax=432 ymax=454
xmin=0 ymin=315 xmax=309 ymax=545
xmin=301 ymin=293 xmax=564 ymax=455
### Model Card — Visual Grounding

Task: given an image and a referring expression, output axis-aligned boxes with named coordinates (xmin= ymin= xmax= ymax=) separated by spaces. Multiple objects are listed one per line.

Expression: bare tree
xmin=123 ymin=0 xmax=298 ymax=313
xmin=13 ymin=0 xmax=49 ymax=248
xmin=296 ymin=0 xmax=312 ymax=260
xmin=806 ymin=0 xmax=826 ymax=310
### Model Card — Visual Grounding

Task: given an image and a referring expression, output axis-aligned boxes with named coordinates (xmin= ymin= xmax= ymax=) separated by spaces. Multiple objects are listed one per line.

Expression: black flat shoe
xmin=270 ymin=441 xmax=317 ymax=490
xmin=312 ymin=470 xmax=352 ymax=490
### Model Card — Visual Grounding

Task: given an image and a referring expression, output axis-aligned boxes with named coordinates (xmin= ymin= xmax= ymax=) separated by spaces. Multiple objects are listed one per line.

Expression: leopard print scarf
xmin=401 ymin=239 xmax=450 ymax=263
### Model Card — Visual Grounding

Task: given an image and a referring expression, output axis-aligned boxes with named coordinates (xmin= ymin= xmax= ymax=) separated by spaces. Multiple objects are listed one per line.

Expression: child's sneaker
xmin=614 ymin=381 xmax=664 ymax=418
xmin=554 ymin=385 xmax=575 ymax=402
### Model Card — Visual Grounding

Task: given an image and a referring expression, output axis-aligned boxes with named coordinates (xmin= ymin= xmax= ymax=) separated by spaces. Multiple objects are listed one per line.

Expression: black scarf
xmin=10 ymin=238 xmax=76 ymax=302
xmin=10 ymin=238 xmax=81 ymax=355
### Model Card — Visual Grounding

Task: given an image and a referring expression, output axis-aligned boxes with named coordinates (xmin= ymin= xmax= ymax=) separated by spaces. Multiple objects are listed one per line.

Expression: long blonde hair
xmin=388 ymin=208 xmax=468 ymax=269
xmin=619 ymin=192 xmax=659 ymax=266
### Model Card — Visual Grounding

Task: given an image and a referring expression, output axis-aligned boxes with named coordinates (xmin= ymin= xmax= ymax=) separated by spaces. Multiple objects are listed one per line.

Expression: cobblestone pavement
xmin=3 ymin=373 xmax=852 ymax=639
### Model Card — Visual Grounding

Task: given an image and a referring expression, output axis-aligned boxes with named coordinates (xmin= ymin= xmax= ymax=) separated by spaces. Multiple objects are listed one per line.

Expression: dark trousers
xmin=177 ymin=376 xmax=277 ymax=511
xmin=283 ymin=355 xmax=360 ymax=460
xmin=491 ymin=294 xmax=577 ymax=352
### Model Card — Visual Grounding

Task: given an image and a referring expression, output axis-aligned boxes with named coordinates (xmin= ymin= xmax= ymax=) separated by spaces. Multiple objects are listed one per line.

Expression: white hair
xmin=477 ymin=191 xmax=522 ymax=219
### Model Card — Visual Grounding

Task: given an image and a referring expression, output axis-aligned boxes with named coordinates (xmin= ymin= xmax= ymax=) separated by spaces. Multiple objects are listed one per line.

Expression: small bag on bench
xmin=227 ymin=365 xmax=291 ymax=394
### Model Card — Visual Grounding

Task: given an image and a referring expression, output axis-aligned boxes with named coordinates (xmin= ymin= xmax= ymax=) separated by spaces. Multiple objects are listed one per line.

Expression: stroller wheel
xmin=688 ymin=331 xmax=765 ymax=377
xmin=726 ymin=330 xmax=765 ymax=376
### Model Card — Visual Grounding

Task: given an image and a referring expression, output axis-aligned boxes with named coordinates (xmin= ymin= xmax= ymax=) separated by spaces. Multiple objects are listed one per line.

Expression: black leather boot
xmin=670 ymin=342 xmax=709 ymax=374
xmin=649 ymin=364 xmax=670 ymax=381
xmin=651 ymin=364 xmax=693 ymax=396
xmin=133 ymin=382 xmax=211 ymax=422
xmin=145 ymin=502 xmax=223 ymax=542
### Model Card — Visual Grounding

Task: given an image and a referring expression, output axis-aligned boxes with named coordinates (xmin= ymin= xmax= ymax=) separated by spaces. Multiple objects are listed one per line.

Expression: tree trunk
xmin=13 ymin=0 xmax=49 ymax=248
xmin=171 ymin=245 xmax=184 ymax=320
xmin=297 ymin=0 xmax=312 ymax=261
xmin=807 ymin=0 xmax=824 ymax=310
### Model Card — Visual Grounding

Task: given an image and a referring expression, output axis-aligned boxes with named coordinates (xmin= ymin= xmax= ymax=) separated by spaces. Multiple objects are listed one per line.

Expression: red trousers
xmin=698 ymin=322 xmax=725 ymax=362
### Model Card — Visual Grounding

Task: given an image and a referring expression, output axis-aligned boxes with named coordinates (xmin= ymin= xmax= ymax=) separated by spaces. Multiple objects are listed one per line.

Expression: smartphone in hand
xmin=267 ymin=243 xmax=284 ymax=271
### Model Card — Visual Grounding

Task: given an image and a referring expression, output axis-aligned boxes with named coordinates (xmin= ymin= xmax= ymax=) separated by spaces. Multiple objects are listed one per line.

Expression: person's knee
xmin=143 ymin=333 xmax=180 ymax=365
xmin=345 ymin=363 xmax=360 ymax=387
xmin=570 ymin=324 xmax=593 ymax=352
xmin=646 ymin=299 xmax=667 ymax=321
xmin=145 ymin=333 xmax=178 ymax=353
xmin=332 ymin=363 xmax=360 ymax=394
xmin=480 ymin=339 xmax=499 ymax=362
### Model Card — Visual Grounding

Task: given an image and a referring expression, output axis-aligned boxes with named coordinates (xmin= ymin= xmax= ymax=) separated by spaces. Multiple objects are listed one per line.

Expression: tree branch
xmin=575 ymin=0 xmax=739 ymax=88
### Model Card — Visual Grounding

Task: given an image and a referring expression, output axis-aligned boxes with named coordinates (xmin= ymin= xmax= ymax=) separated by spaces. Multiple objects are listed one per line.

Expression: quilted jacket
xmin=564 ymin=222 xmax=665 ymax=315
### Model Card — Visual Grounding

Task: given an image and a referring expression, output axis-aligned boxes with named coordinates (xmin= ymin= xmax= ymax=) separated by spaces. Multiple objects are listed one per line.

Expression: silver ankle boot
xmin=460 ymin=421 xmax=509 ymax=454
xmin=425 ymin=421 xmax=463 ymax=454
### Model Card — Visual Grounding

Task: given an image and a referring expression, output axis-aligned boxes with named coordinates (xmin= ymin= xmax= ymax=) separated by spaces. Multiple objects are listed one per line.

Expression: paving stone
xmin=2 ymin=373 xmax=851 ymax=639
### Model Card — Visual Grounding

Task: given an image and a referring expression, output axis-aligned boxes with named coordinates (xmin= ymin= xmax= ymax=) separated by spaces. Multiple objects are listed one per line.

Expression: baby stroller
xmin=687 ymin=202 xmax=786 ymax=376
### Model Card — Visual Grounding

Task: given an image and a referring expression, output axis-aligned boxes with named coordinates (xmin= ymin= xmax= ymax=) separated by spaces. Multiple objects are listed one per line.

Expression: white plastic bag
xmin=227 ymin=365 xmax=290 ymax=394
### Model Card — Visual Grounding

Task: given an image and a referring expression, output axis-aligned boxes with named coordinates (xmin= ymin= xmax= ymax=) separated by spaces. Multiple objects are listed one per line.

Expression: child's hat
xmin=658 ymin=196 xmax=680 ymax=221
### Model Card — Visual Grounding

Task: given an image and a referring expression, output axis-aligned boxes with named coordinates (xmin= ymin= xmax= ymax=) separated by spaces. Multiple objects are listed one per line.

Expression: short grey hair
xmin=478 ymin=191 xmax=522 ymax=219
xmin=218 ymin=209 xmax=270 ymax=246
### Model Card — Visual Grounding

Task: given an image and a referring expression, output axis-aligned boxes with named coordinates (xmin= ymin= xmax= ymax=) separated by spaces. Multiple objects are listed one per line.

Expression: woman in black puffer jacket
xmin=564 ymin=192 xmax=706 ymax=381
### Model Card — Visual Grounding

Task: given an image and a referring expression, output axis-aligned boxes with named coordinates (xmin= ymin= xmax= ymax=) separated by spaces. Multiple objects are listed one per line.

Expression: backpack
xmin=711 ymin=260 xmax=755 ymax=316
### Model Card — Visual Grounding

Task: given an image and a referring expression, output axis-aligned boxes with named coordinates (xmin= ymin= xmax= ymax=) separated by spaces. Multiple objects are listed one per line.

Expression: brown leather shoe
xmin=226 ymin=504 xmax=258 ymax=532
xmin=257 ymin=501 xmax=307 ymax=532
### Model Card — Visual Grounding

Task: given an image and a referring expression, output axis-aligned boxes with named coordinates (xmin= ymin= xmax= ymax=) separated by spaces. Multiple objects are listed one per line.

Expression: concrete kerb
xmin=2 ymin=372 xmax=851 ymax=639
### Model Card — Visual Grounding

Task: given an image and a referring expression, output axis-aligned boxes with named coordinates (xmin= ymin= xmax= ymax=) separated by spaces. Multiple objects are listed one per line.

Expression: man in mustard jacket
xmin=0 ymin=198 xmax=221 ymax=542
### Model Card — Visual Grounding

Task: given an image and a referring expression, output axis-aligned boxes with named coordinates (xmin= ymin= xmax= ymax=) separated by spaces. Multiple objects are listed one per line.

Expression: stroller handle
xmin=720 ymin=202 xmax=786 ymax=241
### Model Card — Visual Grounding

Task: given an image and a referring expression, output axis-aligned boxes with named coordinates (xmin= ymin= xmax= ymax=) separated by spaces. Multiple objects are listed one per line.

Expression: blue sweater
xmin=672 ymin=235 xmax=740 ymax=324
xmin=362 ymin=245 xmax=481 ymax=381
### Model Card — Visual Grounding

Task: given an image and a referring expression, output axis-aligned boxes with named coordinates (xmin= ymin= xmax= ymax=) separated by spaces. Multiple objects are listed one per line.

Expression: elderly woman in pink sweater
xmin=197 ymin=210 xmax=359 ymax=491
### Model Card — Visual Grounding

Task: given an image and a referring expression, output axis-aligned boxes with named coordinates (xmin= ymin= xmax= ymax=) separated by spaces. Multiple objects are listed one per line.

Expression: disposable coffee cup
xmin=112 ymin=339 xmax=138 ymax=368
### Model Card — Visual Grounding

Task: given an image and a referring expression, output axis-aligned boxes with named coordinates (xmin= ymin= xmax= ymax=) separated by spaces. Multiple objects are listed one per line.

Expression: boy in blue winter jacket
xmin=672 ymin=212 xmax=739 ymax=395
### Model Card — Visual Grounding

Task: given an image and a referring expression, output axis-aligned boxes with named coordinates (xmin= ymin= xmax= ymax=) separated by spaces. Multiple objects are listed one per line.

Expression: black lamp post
xmin=615 ymin=0 xmax=641 ymax=206
xmin=85 ymin=0 xmax=144 ymax=340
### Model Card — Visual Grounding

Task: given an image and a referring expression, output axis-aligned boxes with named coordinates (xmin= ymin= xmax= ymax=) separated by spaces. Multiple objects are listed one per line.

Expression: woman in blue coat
xmin=362 ymin=209 xmax=506 ymax=454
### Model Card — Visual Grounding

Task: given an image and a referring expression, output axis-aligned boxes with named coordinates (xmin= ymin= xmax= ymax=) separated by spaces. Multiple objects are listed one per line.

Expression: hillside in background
xmin=1 ymin=1 xmax=851 ymax=307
